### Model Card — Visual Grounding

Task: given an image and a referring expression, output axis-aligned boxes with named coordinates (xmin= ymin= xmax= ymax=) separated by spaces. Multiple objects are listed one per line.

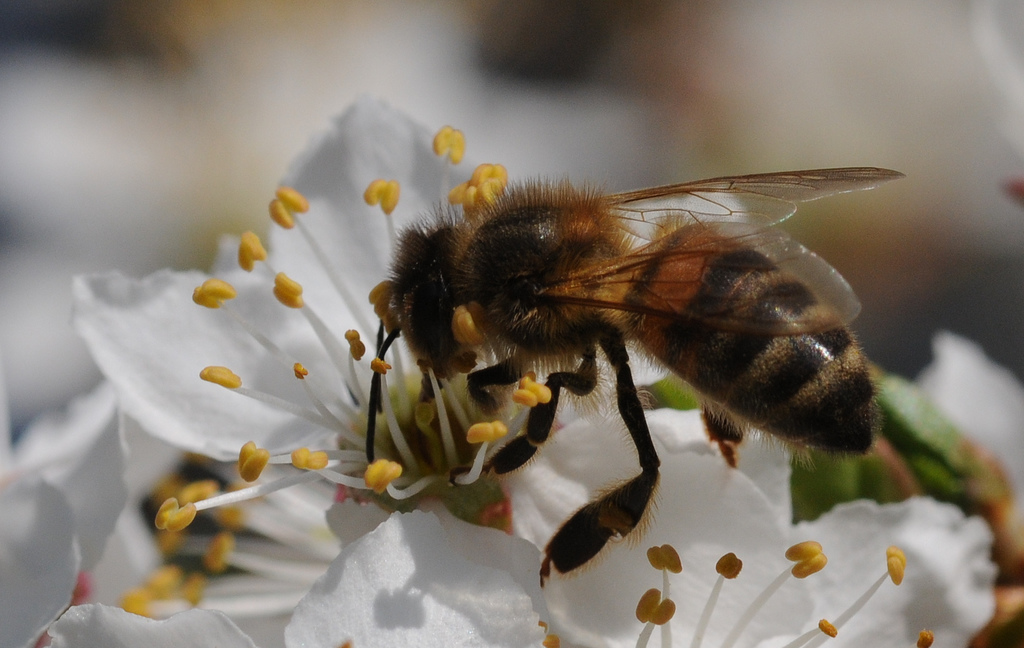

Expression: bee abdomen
xmin=642 ymin=251 xmax=877 ymax=452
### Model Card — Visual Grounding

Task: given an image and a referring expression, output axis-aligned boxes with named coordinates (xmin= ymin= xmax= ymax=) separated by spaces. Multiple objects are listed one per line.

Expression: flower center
xmin=128 ymin=126 xmax=531 ymax=617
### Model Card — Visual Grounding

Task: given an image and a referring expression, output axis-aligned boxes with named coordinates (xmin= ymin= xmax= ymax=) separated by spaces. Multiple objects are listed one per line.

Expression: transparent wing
xmin=546 ymin=221 xmax=861 ymax=335
xmin=608 ymin=167 xmax=903 ymax=240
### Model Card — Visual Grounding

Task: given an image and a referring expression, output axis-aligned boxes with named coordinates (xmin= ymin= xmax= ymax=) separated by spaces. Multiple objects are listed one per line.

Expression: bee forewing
xmin=609 ymin=167 xmax=904 ymax=237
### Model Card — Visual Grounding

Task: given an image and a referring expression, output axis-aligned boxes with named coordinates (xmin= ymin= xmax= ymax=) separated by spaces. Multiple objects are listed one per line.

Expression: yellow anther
xmin=542 ymin=634 xmax=560 ymax=648
xmin=181 ymin=573 xmax=207 ymax=606
xmin=636 ymin=588 xmax=676 ymax=625
xmin=787 ymin=540 xmax=827 ymax=578
xmin=345 ymin=329 xmax=366 ymax=361
xmin=363 ymin=179 xmax=401 ymax=215
xmin=155 ymin=498 xmax=197 ymax=531
xmin=364 ymin=459 xmax=403 ymax=493
xmin=886 ymin=545 xmax=906 ymax=585
xmin=433 ymin=125 xmax=453 ymax=155
xmin=791 ymin=552 xmax=828 ymax=579
xmin=716 ymin=552 xmax=743 ymax=579
xmin=276 ymin=186 xmax=310 ymax=214
xmin=291 ymin=447 xmax=329 ymax=470
xmin=466 ymin=420 xmax=509 ymax=444
xmin=519 ymin=374 xmax=553 ymax=404
xmin=273 ymin=272 xmax=304 ymax=309
xmin=448 ymin=183 xmax=467 ymax=206
xmin=512 ymin=389 xmax=539 ymax=408
xmin=370 ymin=357 xmax=391 ymax=374
xmin=818 ymin=619 xmax=838 ymax=638
xmin=368 ymin=280 xmax=396 ymax=329
xmin=433 ymin=125 xmax=466 ymax=164
xmin=452 ymin=304 xmax=486 ymax=346
xmin=449 ymin=163 xmax=508 ymax=210
xmin=646 ymin=544 xmax=683 ymax=574
xmin=269 ymin=199 xmax=295 ymax=229
xmin=635 ymin=588 xmax=662 ymax=623
xmin=469 ymin=163 xmax=492 ymax=186
xmin=146 ymin=565 xmax=184 ymax=599
xmin=294 ymin=363 xmax=309 ymax=379
xmin=120 ymin=587 xmax=153 ymax=617
xmin=203 ymin=531 xmax=235 ymax=573
xmin=917 ymin=630 xmax=934 ymax=648
xmin=237 ymin=441 xmax=270 ymax=482
xmin=178 ymin=479 xmax=218 ymax=505
xmin=650 ymin=598 xmax=676 ymax=626
xmin=192 ymin=278 xmax=237 ymax=308
xmin=786 ymin=541 xmax=824 ymax=562
xmin=200 ymin=366 xmax=242 ymax=389
xmin=478 ymin=178 xmax=504 ymax=205
xmin=238 ymin=231 xmax=267 ymax=271
xmin=215 ymin=505 xmax=246 ymax=531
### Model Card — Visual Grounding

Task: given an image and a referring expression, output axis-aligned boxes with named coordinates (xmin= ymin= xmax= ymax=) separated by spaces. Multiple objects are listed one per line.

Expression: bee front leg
xmin=488 ymin=348 xmax=598 ymax=475
xmin=467 ymin=359 xmax=518 ymax=412
xmin=541 ymin=331 xmax=660 ymax=581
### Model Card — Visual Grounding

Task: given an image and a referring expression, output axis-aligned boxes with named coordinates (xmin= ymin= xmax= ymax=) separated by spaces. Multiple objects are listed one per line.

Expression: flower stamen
xmin=433 ymin=125 xmax=466 ymax=165
xmin=238 ymin=232 xmax=267 ymax=271
xmin=799 ymin=546 xmax=908 ymax=648
xmin=364 ymin=459 xmax=403 ymax=493
xmin=690 ymin=553 xmax=744 ymax=648
xmin=720 ymin=541 xmax=828 ymax=648
xmin=427 ymin=368 xmax=459 ymax=467
xmin=192 ymin=279 xmax=237 ymax=308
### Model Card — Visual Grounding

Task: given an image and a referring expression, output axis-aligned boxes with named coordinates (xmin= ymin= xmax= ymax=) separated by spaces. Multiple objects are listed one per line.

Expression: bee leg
xmin=541 ymin=332 xmax=660 ymax=581
xmin=467 ymin=359 xmax=518 ymax=412
xmin=701 ymin=406 xmax=743 ymax=468
xmin=487 ymin=348 xmax=598 ymax=475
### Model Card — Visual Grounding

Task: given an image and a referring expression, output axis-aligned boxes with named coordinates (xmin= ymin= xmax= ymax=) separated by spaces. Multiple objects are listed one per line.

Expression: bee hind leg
xmin=541 ymin=332 xmax=660 ymax=581
xmin=701 ymin=406 xmax=744 ymax=468
xmin=487 ymin=347 xmax=598 ymax=474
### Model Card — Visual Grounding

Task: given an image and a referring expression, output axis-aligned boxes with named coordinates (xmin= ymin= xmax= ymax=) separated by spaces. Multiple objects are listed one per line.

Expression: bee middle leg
xmin=487 ymin=348 xmax=598 ymax=475
xmin=541 ymin=331 xmax=660 ymax=580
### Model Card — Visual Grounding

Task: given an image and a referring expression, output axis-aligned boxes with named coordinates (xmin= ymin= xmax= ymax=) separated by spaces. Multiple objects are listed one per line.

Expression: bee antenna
xmin=365 ymin=324 xmax=402 ymax=462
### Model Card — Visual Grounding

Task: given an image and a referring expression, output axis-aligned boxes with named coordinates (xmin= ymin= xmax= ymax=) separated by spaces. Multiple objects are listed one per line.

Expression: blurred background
xmin=2 ymin=0 xmax=1024 ymax=433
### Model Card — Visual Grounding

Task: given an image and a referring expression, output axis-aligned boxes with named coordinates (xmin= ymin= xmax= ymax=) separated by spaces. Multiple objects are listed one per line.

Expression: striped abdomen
xmin=631 ymin=245 xmax=877 ymax=452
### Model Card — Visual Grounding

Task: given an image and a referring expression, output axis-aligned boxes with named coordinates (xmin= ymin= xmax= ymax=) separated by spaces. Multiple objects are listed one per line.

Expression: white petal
xmin=432 ymin=505 xmax=550 ymax=625
xmin=0 ymin=478 xmax=79 ymax=648
xmin=796 ymin=497 xmax=996 ymax=647
xmin=271 ymin=97 xmax=449 ymax=338
xmin=508 ymin=409 xmax=810 ymax=647
xmin=917 ymin=331 xmax=1024 ymax=500
xmin=73 ymin=270 xmax=338 ymax=459
xmin=15 ymin=382 xmax=126 ymax=569
xmin=49 ymin=604 xmax=258 ymax=648
xmin=285 ymin=510 xmax=544 ymax=648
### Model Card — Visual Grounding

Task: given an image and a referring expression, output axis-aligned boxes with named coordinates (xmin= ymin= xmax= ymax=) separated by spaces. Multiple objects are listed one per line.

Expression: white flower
xmin=70 ymin=97 xmax=521 ymax=626
xmin=68 ymin=98 xmax=999 ymax=648
xmin=917 ymin=331 xmax=1024 ymax=502
xmin=49 ymin=512 xmax=547 ymax=648
xmin=0 ymin=376 xmax=127 ymax=648
xmin=509 ymin=408 xmax=996 ymax=648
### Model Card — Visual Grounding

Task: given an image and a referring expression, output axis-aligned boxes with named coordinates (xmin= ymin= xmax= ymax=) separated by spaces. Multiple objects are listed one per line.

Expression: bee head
xmin=388 ymin=218 xmax=474 ymax=378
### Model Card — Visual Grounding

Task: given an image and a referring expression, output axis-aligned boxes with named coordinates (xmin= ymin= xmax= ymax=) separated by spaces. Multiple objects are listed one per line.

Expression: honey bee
xmin=373 ymin=167 xmax=902 ymax=579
